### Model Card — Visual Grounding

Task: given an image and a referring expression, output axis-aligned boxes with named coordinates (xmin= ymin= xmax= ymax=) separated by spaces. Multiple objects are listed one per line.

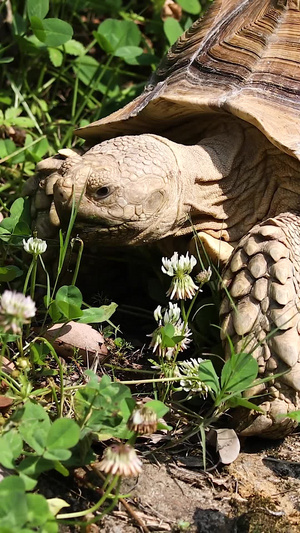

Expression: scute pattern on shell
xmin=221 ymin=213 xmax=300 ymax=437
xmin=77 ymin=0 xmax=300 ymax=162
xmin=155 ymin=0 xmax=300 ymax=99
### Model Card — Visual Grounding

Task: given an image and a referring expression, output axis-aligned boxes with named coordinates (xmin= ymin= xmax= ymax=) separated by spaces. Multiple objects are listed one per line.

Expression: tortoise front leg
xmin=221 ymin=213 xmax=300 ymax=438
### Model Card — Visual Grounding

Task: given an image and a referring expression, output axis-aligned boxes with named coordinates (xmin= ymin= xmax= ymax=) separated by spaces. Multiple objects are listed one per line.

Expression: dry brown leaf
xmin=215 ymin=428 xmax=240 ymax=464
xmin=0 ymin=396 xmax=13 ymax=409
xmin=208 ymin=428 xmax=240 ymax=464
xmin=45 ymin=321 xmax=108 ymax=363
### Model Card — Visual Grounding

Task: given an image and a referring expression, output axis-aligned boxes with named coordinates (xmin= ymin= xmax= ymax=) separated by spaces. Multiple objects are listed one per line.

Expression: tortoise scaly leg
xmin=221 ymin=213 xmax=300 ymax=438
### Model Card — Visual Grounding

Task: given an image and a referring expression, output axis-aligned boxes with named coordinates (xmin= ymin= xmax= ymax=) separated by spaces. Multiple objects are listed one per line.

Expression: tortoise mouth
xmin=73 ymin=220 xmax=140 ymax=246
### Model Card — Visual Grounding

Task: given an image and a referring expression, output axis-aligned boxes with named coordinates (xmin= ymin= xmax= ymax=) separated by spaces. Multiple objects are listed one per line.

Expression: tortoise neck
xmin=167 ymin=123 xmax=290 ymax=243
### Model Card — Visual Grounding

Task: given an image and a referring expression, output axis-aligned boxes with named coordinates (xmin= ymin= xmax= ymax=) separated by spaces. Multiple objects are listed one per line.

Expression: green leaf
xmin=4 ymin=107 xmax=21 ymax=120
xmin=125 ymin=52 xmax=159 ymax=66
xmin=221 ymin=352 xmax=258 ymax=393
xmin=48 ymin=301 xmax=64 ymax=323
xmin=0 ymin=139 xmax=17 ymax=160
xmin=26 ymin=137 xmax=50 ymax=162
xmin=77 ymin=302 xmax=117 ymax=324
xmin=163 ymin=323 xmax=175 ymax=338
xmin=0 ymin=56 xmax=14 ymax=64
xmin=64 ymin=39 xmax=85 ymax=56
xmin=43 ymin=449 xmax=72 ymax=461
xmin=73 ymin=55 xmax=100 ymax=86
xmin=10 ymin=197 xmax=31 ymax=223
xmin=163 ymin=18 xmax=183 ymax=46
xmin=31 ymin=16 xmax=73 ymax=47
xmin=17 ymin=456 xmax=54 ymax=478
xmin=227 ymin=396 xmax=264 ymax=411
xmin=0 ymin=477 xmax=27 ymax=528
xmin=52 ymin=460 xmax=69 ymax=477
xmin=26 ymin=493 xmax=51 ymax=527
xmin=177 ymin=0 xmax=201 ymax=14
xmin=18 ymin=402 xmax=51 ymax=454
xmin=56 ymin=301 xmax=83 ymax=320
xmin=0 ymin=265 xmax=23 ymax=282
xmin=285 ymin=410 xmax=300 ymax=422
xmin=0 ymin=475 xmax=25 ymax=494
xmin=27 ymin=0 xmax=49 ymax=20
xmin=95 ymin=19 xmax=141 ymax=54
xmin=161 ymin=335 xmax=176 ymax=348
xmin=74 ymin=374 xmax=133 ymax=438
xmin=114 ymin=45 xmax=143 ymax=59
xmin=198 ymin=360 xmax=220 ymax=394
xmin=55 ymin=285 xmax=83 ymax=308
xmin=46 ymin=418 xmax=80 ymax=450
xmin=48 ymin=47 xmax=63 ymax=67
xmin=47 ymin=498 xmax=69 ymax=516
xmin=18 ymin=472 xmax=38 ymax=491
xmin=0 ymin=430 xmax=23 ymax=469
xmin=144 ymin=399 xmax=169 ymax=418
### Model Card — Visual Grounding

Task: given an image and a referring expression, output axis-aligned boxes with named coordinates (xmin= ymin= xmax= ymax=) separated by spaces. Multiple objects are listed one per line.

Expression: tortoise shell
xmin=76 ymin=0 xmax=300 ymax=160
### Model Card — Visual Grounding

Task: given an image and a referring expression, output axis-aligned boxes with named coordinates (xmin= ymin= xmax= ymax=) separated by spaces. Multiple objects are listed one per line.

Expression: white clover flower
xmin=98 ymin=444 xmax=142 ymax=477
xmin=161 ymin=252 xmax=199 ymax=300
xmin=0 ymin=290 xmax=36 ymax=334
xmin=178 ymin=358 xmax=211 ymax=396
xmin=149 ymin=302 xmax=191 ymax=359
xmin=23 ymin=237 xmax=47 ymax=256
xmin=162 ymin=252 xmax=197 ymax=277
xmin=162 ymin=301 xmax=181 ymax=324
xmin=196 ymin=266 xmax=212 ymax=285
xmin=154 ymin=305 xmax=162 ymax=322
xmin=127 ymin=404 xmax=158 ymax=435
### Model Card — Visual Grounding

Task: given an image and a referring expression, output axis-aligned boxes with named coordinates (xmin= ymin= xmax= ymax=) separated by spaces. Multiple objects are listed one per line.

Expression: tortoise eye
xmin=95 ymin=186 xmax=111 ymax=199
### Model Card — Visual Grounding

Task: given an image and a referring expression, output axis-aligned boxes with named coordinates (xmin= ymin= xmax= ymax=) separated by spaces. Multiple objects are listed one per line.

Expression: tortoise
xmin=24 ymin=0 xmax=300 ymax=438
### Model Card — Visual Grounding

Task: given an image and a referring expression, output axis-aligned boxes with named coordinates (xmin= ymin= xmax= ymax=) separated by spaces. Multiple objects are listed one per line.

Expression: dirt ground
xmin=96 ymin=433 xmax=300 ymax=533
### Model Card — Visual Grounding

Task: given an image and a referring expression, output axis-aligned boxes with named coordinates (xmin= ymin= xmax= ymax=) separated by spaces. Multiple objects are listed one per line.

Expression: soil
xmin=98 ymin=433 xmax=300 ymax=533
xmin=42 ymin=431 xmax=300 ymax=533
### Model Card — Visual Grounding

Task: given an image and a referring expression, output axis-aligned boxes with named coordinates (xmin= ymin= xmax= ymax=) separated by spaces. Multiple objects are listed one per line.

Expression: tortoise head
xmin=52 ymin=134 xmax=185 ymax=245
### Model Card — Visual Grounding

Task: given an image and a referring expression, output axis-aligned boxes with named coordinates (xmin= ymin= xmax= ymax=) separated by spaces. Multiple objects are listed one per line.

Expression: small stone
xmin=248 ymin=253 xmax=268 ymax=279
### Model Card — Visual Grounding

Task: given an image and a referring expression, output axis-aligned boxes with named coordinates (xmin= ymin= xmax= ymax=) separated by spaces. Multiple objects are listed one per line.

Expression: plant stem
xmin=57 ymin=474 xmax=120 ymax=519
